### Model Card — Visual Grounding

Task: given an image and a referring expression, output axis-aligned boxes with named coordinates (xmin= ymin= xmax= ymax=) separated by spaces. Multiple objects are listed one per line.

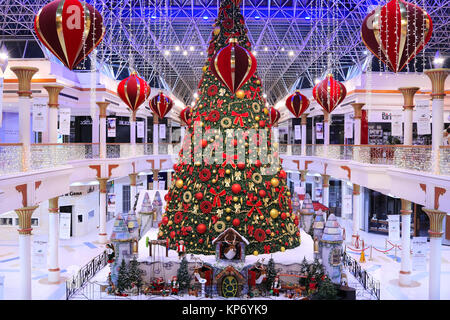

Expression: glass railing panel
xmin=0 ymin=144 xmax=23 ymax=175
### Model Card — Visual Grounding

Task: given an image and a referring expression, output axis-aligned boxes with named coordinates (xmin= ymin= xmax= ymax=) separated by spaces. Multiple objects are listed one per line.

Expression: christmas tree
xmin=127 ymin=257 xmax=144 ymax=293
xmin=265 ymin=257 xmax=277 ymax=291
xmin=177 ymin=256 xmax=191 ymax=292
xmin=117 ymin=259 xmax=129 ymax=294
xmin=158 ymin=0 xmax=300 ymax=256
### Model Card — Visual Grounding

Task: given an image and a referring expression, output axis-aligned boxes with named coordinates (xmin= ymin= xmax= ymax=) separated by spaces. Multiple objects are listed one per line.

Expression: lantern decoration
xmin=117 ymin=72 xmax=150 ymax=119
xmin=269 ymin=107 xmax=280 ymax=126
xmin=180 ymin=106 xmax=192 ymax=126
xmin=312 ymin=74 xmax=347 ymax=114
xmin=150 ymin=91 xmax=174 ymax=119
xmin=361 ymin=0 xmax=433 ymax=73
xmin=285 ymin=91 xmax=310 ymax=118
xmin=34 ymin=0 xmax=105 ymax=70
xmin=210 ymin=38 xmax=257 ymax=94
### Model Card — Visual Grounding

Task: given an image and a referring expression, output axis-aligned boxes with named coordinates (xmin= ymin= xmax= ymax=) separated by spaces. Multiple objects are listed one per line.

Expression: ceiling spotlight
xmin=305 ymin=16 xmax=311 ymax=20
xmin=264 ymin=46 xmax=268 ymax=51
xmin=263 ymin=93 xmax=267 ymax=98
xmin=288 ymin=50 xmax=294 ymax=56
xmin=203 ymin=16 xmax=209 ymax=20
xmin=164 ymin=50 xmax=170 ymax=56
xmin=189 ymin=46 xmax=195 ymax=51
xmin=363 ymin=50 xmax=369 ymax=55
xmin=314 ymin=78 xmax=320 ymax=84
xmin=281 ymin=47 xmax=285 ymax=51
xmin=255 ymin=15 xmax=261 ymax=20
xmin=151 ymin=15 xmax=157 ymax=19
xmin=175 ymin=46 xmax=180 ymax=51
xmin=193 ymin=93 xmax=198 ymax=98
xmin=183 ymin=50 xmax=188 ymax=56
xmin=252 ymin=50 xmax=257 ymax=56
xmin=200 ymin=52 xmax=204 ymax=56
xmin=433 ymin=57 xmax=445 ymax=67
xmin=0 ymin=52 xmax=8 ymax=60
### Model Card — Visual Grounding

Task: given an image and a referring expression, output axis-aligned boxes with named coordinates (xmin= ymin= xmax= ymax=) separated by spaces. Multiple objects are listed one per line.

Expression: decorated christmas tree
xmin=158 ymin=0 xmax=300 ymax=256
xmin=177 ymin=256 xmax=191 ymax=292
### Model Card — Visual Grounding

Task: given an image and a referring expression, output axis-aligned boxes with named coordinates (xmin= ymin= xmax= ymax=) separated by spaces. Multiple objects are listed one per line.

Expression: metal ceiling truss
xmin=0 ymin=0 xmax=449 ymax=105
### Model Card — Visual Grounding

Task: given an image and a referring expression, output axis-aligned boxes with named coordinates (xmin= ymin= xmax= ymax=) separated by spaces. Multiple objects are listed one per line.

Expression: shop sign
xmin=107 ymin=118 xmax=116 ymax=137
xmin=412 ymin=237 xmax=428 ymax=271
xmin=137 ymin=121 xmax=145 ymax=138
xmin=59 ymin=212 xmax=71 ymax=240
xmin=32 ymin=240 xmax=47 ymax=269
xmin=391 ymin=113 xmax=403 ymax=137
xmin=316 ymin=122 xmax=324 ymax=140
xmin=294 ymin=125 xmax=301 ymax=140
xmin=416 ymin=100 xmax=431 ymax=135
xmin=344 ymin=113 xmax=354 ymax=139
xmin=59 ymin=108 xmax=71 ymax=135
xmin=32 ymin=98 xmax=48 ymax=132
xmin=388 ymin=215 xmax=400 ymax=241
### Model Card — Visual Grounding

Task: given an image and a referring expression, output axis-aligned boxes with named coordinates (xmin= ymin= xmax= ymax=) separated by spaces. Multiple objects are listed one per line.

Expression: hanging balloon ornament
xmin=312 ymin=74 xmax=347 ymax=115
xmin=34 ymin=0 xmax=105 ymax=70
xmin=180 ymin=106 xmax=192 ymax=127
xmin=285 ymin=91 xmax=310 ymax=118
xmin=361 ymin=0 xmax=433 ymax=73
xmin=149 ymin=92 xmax=174 ymax=120
xmin=117 ymin=72 xmax=150 ymax=120
xmin=210 ymin=38 xmax=257 ymax=94
xmin=269 ymin=107 xmax=280 ymax=126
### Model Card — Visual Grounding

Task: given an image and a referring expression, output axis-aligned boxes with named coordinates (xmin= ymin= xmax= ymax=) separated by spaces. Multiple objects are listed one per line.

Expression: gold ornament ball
xmin=259 ymin=215 xmax=264 ymax=220
xmin=210 ymin=138 xmax=214 ymax=142
xmin=226 ymin=216 xmax=231 ymax=221
xmin=225 ymin=169 xmax=231 ymax=175
xmin=255 ymin=115 xmax=260 ymax=121
xmin=202 ymin=66 xmax=208 ymax=72
xmin=233 ymin=196 xmax=239 ymax=202
xmin=212 ymin=179 xmax=217 ymax=184
xmin=176 ymin=179 xmax=184 ymax=188
xmin=281 ymin=247 xmax=286 ymax=252
xmin=287 ymin=191 xmax=291 ymax=197
xmin=225 ymin=207 xmax=231 ymax=213
xmin=253 ymin=250 xmax=259 ymax=256
xmin=195 ymin=161 xmax=201 ymax=166
xmin=263 ymin=108 xmax=269 ymax=115
xmin=286 ymin=212 xmax=291 ymax=217
xmin=270 ymin=208 xmax=279 ymax=219
xmin=158 ymin=231 xmax=163 ymax=237
xmin=271 ymin=232 xmax=275 ymax=237
xmin=270 ymin=178 xmax=280 ymax=187
xmin=168 ymin=220 xmax=173 ymax=226
xmin=256 ymin=79 xmax=261 ymax=85
xmin=213 ymin=27 xmax=220 ymax=35
xmin=213 ymin=169 xmax=217 ymax=174
xmin=245 ymin=142 xmax=249 ymax=147
xmin=190 ymin=242 xmax=193 ymax=245
xmin=236 ymin=90 xmax=245 ymax=99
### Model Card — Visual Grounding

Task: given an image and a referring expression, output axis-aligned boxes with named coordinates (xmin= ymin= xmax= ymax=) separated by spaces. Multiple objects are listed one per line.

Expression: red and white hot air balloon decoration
xmin=269 ymin=107 xmax=280 ymax=126
xmin=210 ymin=38 xmax=257 ymax=94
xmin=180 ymin=106 xmax=192 ymax=127
xmin=34 ymin=0 xmax=105 ymax=70
xmin=361 ymin=0 xmax=433 ymax=73
xmin=312 ymin=74 xmax=347 ymax=115
xmin=285 ymin=91 xmax=310 ymax=118
xmin=150 ymin=92 xmax=174 ymax=120
xmin=117 ymin=72 xmax=150 ymax=120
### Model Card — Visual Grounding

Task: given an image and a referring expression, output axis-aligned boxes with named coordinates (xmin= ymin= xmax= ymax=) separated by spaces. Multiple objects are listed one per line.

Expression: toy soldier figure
xmin=271 ymin=276 xmax=281 ymax=296
xmin=106 ymin=243 xmax=115 ymax=263
xmin=170 ymin=276 xmax=179 ymax=295
xmin=177 ymin=240 xmax=186 ymax=259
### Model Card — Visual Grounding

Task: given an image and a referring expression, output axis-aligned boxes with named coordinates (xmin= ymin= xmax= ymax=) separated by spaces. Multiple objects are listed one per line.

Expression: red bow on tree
xmin=195 ymin=111 xmax=207 ymax=122
xmin=218 ymin=3 xmax=231 ymax=18
xmin=231 ymin=111 xmax=249 ymax=127
xmin=264 ymin=245 xmax=271 ymax=254
xmin=210 ymin=188 xmax=226 ymax=207
xmin=278 ymin=186 xmax=286 ymax=208
xmin=250 ymin=86 xmax=261 ymax=100
xmin=226 ymin=195 xmax=233 ymax=205
xmin=183 ymin=203 xmax=191 ymax=212
xmin=248 ymin=225 xmax=254 ymax=236
xmin=222 ymin=153 xmax=237 ymax=168
xmin=217 ymin=99 xmax=224 ymax=108
xmin=246 ymin=199 xmax=262 ymax=217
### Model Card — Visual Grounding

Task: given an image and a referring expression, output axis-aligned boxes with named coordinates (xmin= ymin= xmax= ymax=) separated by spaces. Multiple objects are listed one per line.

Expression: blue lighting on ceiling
xmin=203 ymin=16 xmax=209 ymax=20
xmin=305 ymin=16 xmax=311 ymax=20
xmin=255 ymin=15 xmax=261 ymax=20
xmin=151 ymin=15 xmax=157 ymax=19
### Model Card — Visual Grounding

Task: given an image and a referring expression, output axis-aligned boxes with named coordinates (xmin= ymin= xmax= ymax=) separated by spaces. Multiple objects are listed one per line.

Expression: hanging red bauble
xmin=117 ymin=72 xmax=150 ymax=114
xmin=286 ymin=91 xmax=310 ymax=118
xmin=237 ymin=163 xmax=245 ymax=170
xmin=180 ymin=106 xmax=192 ymax=126
xmin=361 ymin=0 xmax=432 ymax=73
xmin=34 ymin=0 xmax=105 ymax=70
xmin=312 ymin=74 xmax=347 ymax=114
xmin=258 ymin=189 xmax=266 ymax=198
xmin=149 ymin=91 xmax=173 ymax=119
xmin=231 ymin=184 xmax=241 ymax=194
xmin=195 ymin=192 xmax=204 ymax=201
xmin=210 ymin=39 xmax=257 ymax=94
xmin=196 ymin=223 xmax=207 ymax=234
xmin=232 ymin=218 xmax=240 ymax=227
xmin=279 ymin=170 xmax=287 ymax=179
xmin=269 ymin=107 xmax=280 ymax=126
xmin=162 ymin=216 xmax=169 ymax=225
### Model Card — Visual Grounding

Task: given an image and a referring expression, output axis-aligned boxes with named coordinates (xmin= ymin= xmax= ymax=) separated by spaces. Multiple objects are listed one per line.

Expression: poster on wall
xmin=342 ymin=194 xmax=353 ymax=216
xmin=32 ymin=240 xmax=48 ymax=269
xmin=158 ymin=180 xmax=166 ymax=190
xmin=344 ymin=113 xmax=354 ymax=139
xmin=59 ymin=212 xmax=71 ymax=239
xmin=0 ymin=77 xmax=3 ymax=128
xmin=391 ymin=113 xmax=403 ymax=137
xmin=59 ymin=108 xmax=71 ymax=135
xmin=416 ymin=100 xmax=431 ymax=135
xmin=316 ymin=122 xmax=324 ymax=140
xmin=107 ymin=193 xmax=116 ymax=212
xmin=159 ymin=124 xmax=166 ymax=138
xmin=32 ymin=99 xmax=48 ymax=132
xmin=294 ymin=125 xmax=301 ymax=140
xmin=388 ymin=215 xmax=400 ymax=241
xmin=137 ymin=121 xmax=145 ymax=138
xmin=107 ymin=118 xmax=116 ymax=137
xmin=412 ymin=237 xmax=428 ymax=271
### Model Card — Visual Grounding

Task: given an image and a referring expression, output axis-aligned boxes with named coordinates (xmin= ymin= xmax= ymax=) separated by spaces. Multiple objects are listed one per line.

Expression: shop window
xmin=31 ymin=218 xmax=39 ymax=226
xmin=330 ymin=248 xmax=342 ymax=266
xmin=78 ymin=215 xmax=83 ymax=223
xmin=123 ymin=185 xmax=131 ymax=213
xmin=0 ymin=218 xmax=13 ymax=226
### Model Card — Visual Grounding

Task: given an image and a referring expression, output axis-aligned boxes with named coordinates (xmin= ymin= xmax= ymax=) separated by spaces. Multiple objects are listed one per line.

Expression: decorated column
xmin=300 ymin=169 xmax=307 ymax=195
xmin=43 ymin=85 xmax=64 ymax=143
xmin=423 ymin=209 xmax=446 ymax=299
xmin=398 ymin=87 xmax=420 ymax=145
xmin=301 ymin=113 xmax=308 ymax=156
xmin=399 ymin=199 xmax=412 ymax=286
xmin=321 ymin=174 xmax=330 ymax=208
xmin=98 ymin=178 xmax=109 ymax=243
xmin=10 ymin=67 xmax=38 ymax=171
xmin=96 ymin=102 xmax=109 ymax=159
xmin=352 ymin=184 xmax=361 ymax=241
xmin=424 ymin=69 xmax=450 ymax=174
xmin=48 ymin=197 xmax=60 ymax=283
xmin=153 ymin=116 xmax=159 ymax=155
xmin=351 ymin=103 xmax=364 ymax=145
xmin=152 ymin=169 xmax=160 ymax=190
xmin=14 ymin=205 xmax=39 ymax=299
xmin=129 ymin=173 xmax=138 ymax=209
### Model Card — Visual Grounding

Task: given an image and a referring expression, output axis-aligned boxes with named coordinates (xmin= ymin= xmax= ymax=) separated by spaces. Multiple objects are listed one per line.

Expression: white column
xmin=322 ymin=174 xmax=330 ymax=208
xmin=44 ymin=85 xmax=64 ymax=144
xmin=399 ymin=87 xmax=419 ymax=146
xmin=96 ymin=102 xmax=109 ymax=159
xmin=15 ymin=205 xmax=38 ymax=300
xmin=129 ymin=173 xmax=137 ymax=210
xmin=48 ymin=197 xmax=60 ymax=283
xmin=130 ymin=111 xmax=137 ymax=156
xmin=300 ymin=170 xmax=307 ymax=196
xmin=98 ymin=178 xmax=108 ymax=243
xmin=153 ymin=116 xmax=159 ymax=155
xmin=424 ymin=69 xmax=450 ymax=175
xmin=301 ymin=114 xmax=308 ymax=156
xmin=323 ymin=111 xmax=330 ymax=157
xmin=399 ymin=199 xmax=412 ymax=286
xmin=423 ymin=209 xmax=446 ymax=300
xmin=152 ymin=169 xmax=160 ymax=190
xmin=92 ymin=115 xmax=99 ymax=144
xmin=352 ymin=184 xmax=361 ymax=238
xmin=351 ymin=103 xmax=364 ymax=146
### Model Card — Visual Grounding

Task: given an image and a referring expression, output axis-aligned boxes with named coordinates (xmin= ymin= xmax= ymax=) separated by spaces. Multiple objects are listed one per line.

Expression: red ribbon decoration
xmin=224 ymin=31 xmax=241 ymax=38
xmin=218 ymin=3 xmax=231 ymax=18
xmin=194 ymin=111 xmax=207 ymax=122
xmin=278 ymin=186 xmax=285 ymax=209
xmin=217 ymin=99 xmax=224 ymax=108
xmin=248 ymin=225 xmax=254 ymax=236
xmin=247 ymin=200 xmax=262 ymax=217
xmin=226 ymin=196 xmax=233 ymax=205
xmin=210 ymin=188 xmax=226 ymax=207
xmin=250 ymin=86 xmax=261 ymax=100
xmin=183 ymin=203 xmax=191 ymax=212
xmin=222 ymin=153 xmax=237 ymax=168
xmin=264 ymin=245 xmax=271 ymax=254
xmin=231 ymin=111 xmax=249 ymax=127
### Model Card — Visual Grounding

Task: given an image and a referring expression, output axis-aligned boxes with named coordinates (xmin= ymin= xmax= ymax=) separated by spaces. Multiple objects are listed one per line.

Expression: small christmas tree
xmin=128 ymin=257 xmax=144 ymax=294
xmin=315 ymin=276 xmax=338 ymax=300
xmin=177 ymin=256 xmax=191 ymax=292
xmin=299 ymin=257 xmax=309 ymax=287
xmin=117 ymin=259 xmax=129 ymax=294
xmin=265 ymin=257 xmax=277 ymax=291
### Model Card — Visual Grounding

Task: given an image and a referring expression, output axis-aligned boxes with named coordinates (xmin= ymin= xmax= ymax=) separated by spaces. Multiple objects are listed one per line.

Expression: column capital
xmin=352 ymin=184 xmax=360 ymax=195
xmin=351 ymin=103 xmax=365 ymax=119
xmin=423 ymin=208 xmax=446 ymax=238
xmin=321 ymin=174 xmax=330 ymax=187
xmin=44 ymin=85 xmax=64 ymax=108
xmin=14 ymin=205 xmax=39 ymax=235
xmin=322 ymin=110 xmax=329 ymax=123
xmin=129 ymin=173 xmax=138 ymax=186
xmin=153 ymin=116 xmax=159 ymax=124
xmin=398 ymin=87 xmax=420 ymax=109
xmin=130 ymin=110 xmax=137 ymax=122
xmin=96 ymin=101 xmax=110 ymax=119
xmin=400 ymin=199 xmax=412 ymax=215
xmin=299 ymin=169 xmax=308 ymax=182
xmin=48 ymin=197 xmax=59 ymax=213
xmin=301 ymin=113 xmax=309 ymax=126
xmin=10 ymin=66 xmax=39 ymax=98
xmin=424 ymin=68 xmax=450 ymax=99
xmin=97 ymin=177 xmax=108 ymax=193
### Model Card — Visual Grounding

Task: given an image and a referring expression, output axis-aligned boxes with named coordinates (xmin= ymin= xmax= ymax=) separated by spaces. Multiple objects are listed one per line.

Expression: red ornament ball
xmin=170 ymin=231 xmax=176 ymax=239
xmin=196 ymin=224 xmax=207 ymax=234
xmin=232 ymin=218 xmax=240 ymax=227
xmin=258 ymin=189 xmax=266 ymax=198
xmin=259 ymin=120 xmax=265 ymax=128
xmin=255 ymin=160 xmax=262 ymax=168
xmin=195 ymin=192 xmax=204 ymax=200
xmin=281 ymin=212 xmax=287 ymax=220
xmin=231 ymin=184 xmax=242 ymax=194
xmin=162 ymin=216 xmax=169 ymax=225
xmin=199 ymin=238 xmax=204 ymax=244
xmin=279 ymin=170 xmax=287 ymax=179
xmin=201 ymin=139 xmax=208 ymax=148
xmin=237 ymin=163 xmax=245 ymax=170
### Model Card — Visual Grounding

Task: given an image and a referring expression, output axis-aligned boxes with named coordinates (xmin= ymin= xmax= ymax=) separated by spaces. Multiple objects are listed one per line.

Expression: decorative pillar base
xmin=98 ymin=233 xmax=108 ymax=244
xmin=48 ymin=268 xmax=61 ymax=284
